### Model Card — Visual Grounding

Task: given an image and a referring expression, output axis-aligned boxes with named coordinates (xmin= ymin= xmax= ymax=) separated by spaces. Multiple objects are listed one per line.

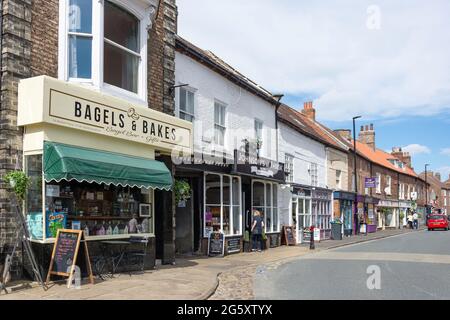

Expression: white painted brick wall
xmin=175 ymin=52 xmax=277 ymax=161
xmin=278 ymin=122 xmax=328 ymax=229
xmin=278 ymin=122 xmax=327 ymax=188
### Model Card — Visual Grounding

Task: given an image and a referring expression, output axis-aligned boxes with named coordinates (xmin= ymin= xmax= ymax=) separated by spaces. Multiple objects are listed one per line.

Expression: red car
xmin=427 ymin=214 xmax=449 ymax=231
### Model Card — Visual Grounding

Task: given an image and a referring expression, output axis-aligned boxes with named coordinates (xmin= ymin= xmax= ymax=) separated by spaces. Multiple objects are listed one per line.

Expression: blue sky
xmin=177 ymin=0 xmax=450 ymax=180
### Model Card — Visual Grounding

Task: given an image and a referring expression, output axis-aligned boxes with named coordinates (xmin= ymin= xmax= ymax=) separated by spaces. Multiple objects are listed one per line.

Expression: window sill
xmin=67 ymin=80 xmax=148 ymax=107
xmin=29 ymin=233 xmax=155 ymax=244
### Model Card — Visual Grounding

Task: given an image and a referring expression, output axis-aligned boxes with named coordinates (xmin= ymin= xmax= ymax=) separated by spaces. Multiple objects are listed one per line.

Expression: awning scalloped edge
xmin=44 ymin=177 xmax=172 ymax=191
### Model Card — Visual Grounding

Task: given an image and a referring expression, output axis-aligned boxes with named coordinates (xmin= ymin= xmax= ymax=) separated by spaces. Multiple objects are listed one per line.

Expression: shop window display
xmin=252 ymin=180 xmax=279 ymax=233
xmin=44 ymin=181 xmax=153 ymax=238
xmin=25 ymin=152 xmax=155 ymax=241
xmin=204 ymin=173 xmax=241 ymax=237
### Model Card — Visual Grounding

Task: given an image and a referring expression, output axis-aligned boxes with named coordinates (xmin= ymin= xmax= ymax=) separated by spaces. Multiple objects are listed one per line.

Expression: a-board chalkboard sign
xmin=282 ymin=226 xmax=296 ymax=246
xmin=269 ymin=234 xmax=280 ymax=248
xmin=226 ymin=237 xmax=241 ymax=254
xmin=208 ymin=232 xmax=225 ymax=257
xmin=46 ymin=229 xmax=94 ymax=288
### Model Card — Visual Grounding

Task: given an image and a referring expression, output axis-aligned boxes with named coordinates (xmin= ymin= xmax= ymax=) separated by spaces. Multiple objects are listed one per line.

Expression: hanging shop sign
xmin=233 ymin=150 xmax=285 ymax=182
xmin=365 ymin=177 xmax=377 ymax=188
xmin=18 ymin=76 xmax=193 ymax=152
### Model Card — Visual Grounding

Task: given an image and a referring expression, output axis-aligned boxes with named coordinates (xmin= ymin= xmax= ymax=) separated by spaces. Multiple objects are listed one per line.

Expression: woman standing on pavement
xmin=413 ymin=211 xmax=419 ymax=229
xmin=407 ymin=210 xmax=414 ymax=229
xmin=251 ymin=210 xmax=265 ymax=252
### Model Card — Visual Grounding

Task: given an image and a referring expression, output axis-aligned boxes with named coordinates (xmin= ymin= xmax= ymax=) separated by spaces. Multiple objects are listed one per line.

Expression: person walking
xmin=407 ymin=211 xmax=414 ymax=229
xmin=354 ymin=213 xmax=359 ymax=235
xmin=251 ymin=210 xmax=265 ymax=252
xmin=413 ymin=211 xmax=419 ymax=230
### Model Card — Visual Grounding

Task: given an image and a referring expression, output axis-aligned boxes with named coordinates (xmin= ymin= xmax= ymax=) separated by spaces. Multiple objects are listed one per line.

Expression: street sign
xmin=365 ymin=177 xmax=377 ymax=188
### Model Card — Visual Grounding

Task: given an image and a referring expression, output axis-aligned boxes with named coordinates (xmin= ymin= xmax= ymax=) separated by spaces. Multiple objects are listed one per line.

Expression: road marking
xmin=302 ymin=252 xmax=450 ymax=264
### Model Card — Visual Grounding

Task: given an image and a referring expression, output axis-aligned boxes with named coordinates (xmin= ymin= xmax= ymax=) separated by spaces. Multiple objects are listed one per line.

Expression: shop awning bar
xmin=43 ymin=141 xmax=172 ymax=190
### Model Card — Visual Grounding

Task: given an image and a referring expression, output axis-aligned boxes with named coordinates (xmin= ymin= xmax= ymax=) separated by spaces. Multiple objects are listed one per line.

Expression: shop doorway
xmin=175 ymin=180 xmax=194 ymax=254
xmin=175 ymin=177 xmax=202 ymax=255
xmin=242 ymin=182 xmax=252 ymax=233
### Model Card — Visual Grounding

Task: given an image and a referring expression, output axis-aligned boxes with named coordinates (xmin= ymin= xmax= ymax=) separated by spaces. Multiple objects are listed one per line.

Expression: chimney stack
xmin=358 ymin=123 xmax=376 ymax=150
xmin=391 ymin=147 xmax=412 ymax=168
xmin=334 ymin=129 xmax=352 ymax=141
xmin=302 ymin=101 xmax=316 ymax=121
xmin=435 ymin=172 xmax=441 ymax=181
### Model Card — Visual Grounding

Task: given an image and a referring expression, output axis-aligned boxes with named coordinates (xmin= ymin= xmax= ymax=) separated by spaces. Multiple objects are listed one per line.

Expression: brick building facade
xmin=0 ymin=0 xmax=178 ymax=277
xmin=337 ymin=124 xmax=427 ymax=230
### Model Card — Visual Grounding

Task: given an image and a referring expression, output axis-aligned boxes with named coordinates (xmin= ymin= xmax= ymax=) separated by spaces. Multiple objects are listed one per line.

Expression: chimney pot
xmin=360 ymin=125 xmax=364 ymax=131
xmin=370 ymin=123 xmax=374 ymax=131
xmin=365 ymin=125 xmax=369 ymax=131
xmin=301 ymin=101 xmax=316 ymax=121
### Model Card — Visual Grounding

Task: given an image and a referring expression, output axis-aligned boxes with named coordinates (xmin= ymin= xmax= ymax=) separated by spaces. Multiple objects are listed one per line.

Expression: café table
xmin=100 ymin=240 xmax=131 ymax=276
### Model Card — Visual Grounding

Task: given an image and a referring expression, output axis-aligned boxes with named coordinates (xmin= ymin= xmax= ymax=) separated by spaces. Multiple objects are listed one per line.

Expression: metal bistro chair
xmin=126 ymin=236 xmax=149 ymax=273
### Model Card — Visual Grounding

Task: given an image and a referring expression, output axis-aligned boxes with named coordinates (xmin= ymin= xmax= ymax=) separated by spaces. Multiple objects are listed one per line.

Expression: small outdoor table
xmin=100 ymin=240 xmax=131 ymax=276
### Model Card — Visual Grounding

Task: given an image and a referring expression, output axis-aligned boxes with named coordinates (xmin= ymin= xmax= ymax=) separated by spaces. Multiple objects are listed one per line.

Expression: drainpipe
xmin=273 ymin=95 xmax=284 ymax=164
xmin=398 ymin=172 xmax=401 ymax=229
xmin=0 ymin=0 xmax=3 ymax=93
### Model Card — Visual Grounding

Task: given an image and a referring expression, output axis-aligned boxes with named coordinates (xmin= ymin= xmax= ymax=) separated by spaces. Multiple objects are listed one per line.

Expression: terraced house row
xmin=0 ymin=0 xmax=432 ymax=281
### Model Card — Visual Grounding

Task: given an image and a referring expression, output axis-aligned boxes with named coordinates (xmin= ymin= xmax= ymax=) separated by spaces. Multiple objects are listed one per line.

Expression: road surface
xmin=254 ymin=229 xmax=450 ymax=300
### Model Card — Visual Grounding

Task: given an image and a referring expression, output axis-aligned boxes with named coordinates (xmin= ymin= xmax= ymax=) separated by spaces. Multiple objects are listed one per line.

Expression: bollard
xmin=309 ymin=226 xmax=315 ymax=250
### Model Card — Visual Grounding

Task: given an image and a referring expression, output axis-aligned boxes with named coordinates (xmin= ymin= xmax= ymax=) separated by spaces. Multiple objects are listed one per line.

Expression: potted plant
xmin=399 ymin=212 xmax=405 ymax=225
xmin=174 ymin=179 xmax=192 ymax=206
xmin=4 ymin=170 xmax=31 ymax=201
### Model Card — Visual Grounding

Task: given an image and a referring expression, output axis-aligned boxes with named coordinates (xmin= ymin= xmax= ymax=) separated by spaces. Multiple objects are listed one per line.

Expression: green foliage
xmin=399 ymin=212 xmax=405 ymax=220
xmin=174 ymin=179 xmax=191 ymax=204
xmin=4 ymin=170 xmax=31 ymax=201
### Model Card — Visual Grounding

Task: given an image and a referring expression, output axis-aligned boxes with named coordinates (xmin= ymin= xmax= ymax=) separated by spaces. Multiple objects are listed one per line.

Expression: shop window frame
xmin=22 ymin=150 xmax=157 ymax=243
xmin=251 ymin=180 xmax=280 ymax=234
xmin=203 ymin=173 xmax=242 ymax=238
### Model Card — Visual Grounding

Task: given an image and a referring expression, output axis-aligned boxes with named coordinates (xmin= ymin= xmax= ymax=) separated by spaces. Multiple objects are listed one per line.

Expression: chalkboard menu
xmin=46 ymin=229 xmax=94 ymax=288
xmin=226 ymin=237 xmax=241 ymax=254
xmin=282 ymin=226 xmax=296 ymax=246
xmin=208 ymin=232 xmax=225 ymax=257
xmin=52 ymin=231 xmax=80 ymax=274
xmin=269 ymin=234 xmax=280 ymax=248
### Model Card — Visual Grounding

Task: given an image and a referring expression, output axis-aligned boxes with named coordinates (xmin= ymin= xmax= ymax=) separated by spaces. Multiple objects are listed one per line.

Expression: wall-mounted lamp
xmin=168 ymin=83 xmax=189 ymax=95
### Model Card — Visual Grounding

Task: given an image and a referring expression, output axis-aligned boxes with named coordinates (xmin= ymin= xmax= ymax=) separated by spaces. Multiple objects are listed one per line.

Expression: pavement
xmin=254 ymin=228 xmax=448 ymax=300
xmin=0 ymin=227 xmax=419 ymax=300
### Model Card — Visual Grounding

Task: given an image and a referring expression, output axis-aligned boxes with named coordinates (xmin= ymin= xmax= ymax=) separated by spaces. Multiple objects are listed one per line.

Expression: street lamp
xmin=352 ymin=116 xmax=362 ymax=235
xmin=425 ymin=164 xmax=430 ymax=216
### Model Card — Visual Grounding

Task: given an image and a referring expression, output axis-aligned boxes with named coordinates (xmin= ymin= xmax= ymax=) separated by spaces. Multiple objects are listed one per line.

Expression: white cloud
xmin=437 ymin=166 xmax=450 ymax=180
xmin=441 ymin=148 xmax=450 ymax=156
xmin=402 ymin=144 xmax=431 ymax=156
xmin=177 ymin=0 xmax=450 ymax=121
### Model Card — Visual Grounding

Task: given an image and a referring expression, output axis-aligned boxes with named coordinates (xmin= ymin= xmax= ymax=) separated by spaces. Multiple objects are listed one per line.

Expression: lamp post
xmin=425 ymin=164 xmax=430 ymax=219
xmin=353 ymin=116 xmax=362 ymax=235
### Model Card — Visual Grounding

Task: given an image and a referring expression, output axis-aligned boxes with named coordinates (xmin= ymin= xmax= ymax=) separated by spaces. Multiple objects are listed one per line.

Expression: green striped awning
xmin=43 ymin=141 xmax=172 ymax=190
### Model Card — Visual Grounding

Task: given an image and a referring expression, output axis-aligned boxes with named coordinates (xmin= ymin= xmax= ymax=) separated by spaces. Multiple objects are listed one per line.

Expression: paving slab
xmin=0 ymin=227 xmax=419 ymax=300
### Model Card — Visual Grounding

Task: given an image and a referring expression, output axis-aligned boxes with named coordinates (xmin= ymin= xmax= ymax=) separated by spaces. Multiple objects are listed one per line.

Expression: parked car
xmin=427 ymin=214 xmax=449 ymax=231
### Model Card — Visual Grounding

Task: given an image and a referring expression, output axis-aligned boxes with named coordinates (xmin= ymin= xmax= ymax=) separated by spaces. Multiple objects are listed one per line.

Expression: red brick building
xmin=419 ymin=171 xmax=450 ymax=215
xmin=336 ymin=124 xmax=428 ymax=230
